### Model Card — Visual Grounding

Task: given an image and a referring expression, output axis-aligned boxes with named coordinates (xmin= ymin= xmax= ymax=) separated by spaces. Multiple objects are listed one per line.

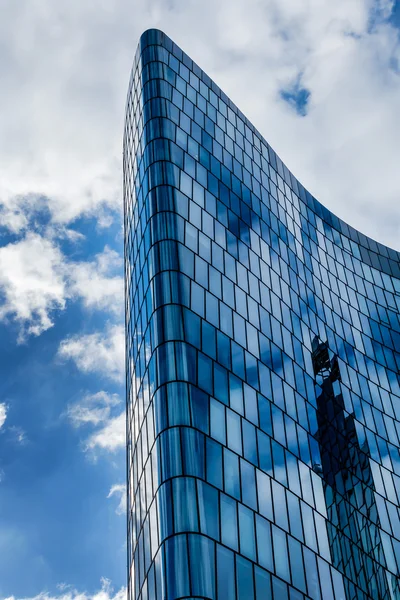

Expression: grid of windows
xmin=124 ymin=28 xmax=400 ymax=600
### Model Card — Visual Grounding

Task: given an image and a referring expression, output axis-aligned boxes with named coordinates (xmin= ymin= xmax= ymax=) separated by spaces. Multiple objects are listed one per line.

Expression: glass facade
xmin=124 ymin=29 xmax=400 ymax=600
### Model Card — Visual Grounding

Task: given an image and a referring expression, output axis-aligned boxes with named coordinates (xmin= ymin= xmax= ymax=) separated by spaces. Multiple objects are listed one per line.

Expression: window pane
xmin=217 ymin=545 xmax=236 ymax=600
xmin=220 ymin=494 xmax=238 ymax=551
xmin=255 ymin=566 xmax=272 ymax=600
xmin=272 ymin=525 xmax=290 ymax=582
xmin=239 ymin=503 xmax=256 ymax=560
xmin=236 ymin=555 xmax=255 ymax=600
xmin=172 ymin=477 xmax=198 ymax=533
xmin=188 ymin=534 xmax=215 ymax=598
xmin=165 ymin=535 xmax=190 ymax=598
xmin=256 ymin=514 xmax=273 ymax=572
xmin=197 ymin=480 xmax=219 ymax=540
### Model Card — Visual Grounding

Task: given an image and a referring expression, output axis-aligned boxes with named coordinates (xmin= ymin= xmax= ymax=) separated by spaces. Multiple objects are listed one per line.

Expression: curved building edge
xmin=134 ymin=27 xmax=400 ymax=278
xmin=123 ymin=27 xmax=400 ymax=600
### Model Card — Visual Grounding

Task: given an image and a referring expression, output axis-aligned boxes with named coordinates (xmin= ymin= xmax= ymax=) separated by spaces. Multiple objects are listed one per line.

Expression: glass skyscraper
xmin=124 ymin=28 xmax=400 ymax=600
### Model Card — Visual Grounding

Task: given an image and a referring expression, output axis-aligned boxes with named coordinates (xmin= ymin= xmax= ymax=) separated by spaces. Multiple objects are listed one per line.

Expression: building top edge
xmin=133 ymin=28 xmax=400 ymax=274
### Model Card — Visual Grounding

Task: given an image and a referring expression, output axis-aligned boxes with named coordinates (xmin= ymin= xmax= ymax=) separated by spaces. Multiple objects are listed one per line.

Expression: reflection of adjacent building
xmin=312 ymin=337 xmax=400 ymax=600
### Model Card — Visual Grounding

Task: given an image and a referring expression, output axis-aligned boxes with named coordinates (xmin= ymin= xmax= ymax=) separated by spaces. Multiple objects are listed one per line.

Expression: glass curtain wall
xmin=124 ymin=29 xmax=400 ymax=600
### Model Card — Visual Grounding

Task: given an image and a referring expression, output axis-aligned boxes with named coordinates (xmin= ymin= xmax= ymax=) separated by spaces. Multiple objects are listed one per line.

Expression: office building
xmin=124 ymin=28 xmax=400 ymax=600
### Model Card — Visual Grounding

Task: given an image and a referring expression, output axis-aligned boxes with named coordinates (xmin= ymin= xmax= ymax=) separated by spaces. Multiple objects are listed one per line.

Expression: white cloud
xmin=70 ymin=247 xmax=123 ymax=315
xmin=2 ymin=0 xmax=397 ymax=248
xmin=4 ymin=578 xmax=126 ymax=600
xmin=67 ymin=391 xmax=121 ymax=428
xmin=66 ymin=390 xmax=125 ymax=455
xmin=107 ymin=484 xmax=126 ymax=515
xmin=58 ymin=325 xmax=124 ymax=381
xmin=166 ymin=0 xmax=400 ymax=250
xmin=0 ymin=0 xmax=127 ymax=228
xmin=0 ymin=403 xmax=7 ymax=429
xmin=85 ymin=412 xmax=125 ymax=453
xmin=0 ymin=194 xmax=50 ymax=235
xmin=0 ymin=234 xmax=123 ymax=340
xmin=0 ymin=2 xmax=398 ymax=350
xmin=0 ymin=233 xmax=66 ymax=340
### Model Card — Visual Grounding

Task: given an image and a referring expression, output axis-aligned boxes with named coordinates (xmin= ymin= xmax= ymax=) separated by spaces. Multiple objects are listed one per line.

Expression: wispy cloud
xmin=58 ymin=325 xmax=124 ymax=382
xmin=4 ymin=578 xmax=126 ymax=600
xmin=8 ymin=426 xmax=27 ymax=445
xmin=107 ymin=484 xmax=126 ymax=515
xmin=67 ymin=391 xmax=121 ymax=428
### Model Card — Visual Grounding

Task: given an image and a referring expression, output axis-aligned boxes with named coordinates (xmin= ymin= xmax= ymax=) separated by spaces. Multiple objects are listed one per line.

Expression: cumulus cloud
xmin=58 ymin=325 xmax=124 ymax=381
xmin=0 ymin=234 xmax=123 ymax=340
xmin=70 ymin=247 xmax=123 ymax=315
xmin=85 ymin=412 xmax=125 ymax=453
xmin=0 ymin=0 xmax=397 ymax=348
xmin=0 ymin=1 xmax=127 ymax=228
xmin=0 ymin=233 xmax=66 ymax=340
xmin=0 ymin=403 xmax=8 ymax=429
xmin=3 ymin=0 xmax=398 ymax=248
xmin=4 ymin=578 xmax=126 ymax=600
xmin=107 ymin=484 xmax=126 ymax=515
xmin=0 ymin=2 xmax=398 ymax=350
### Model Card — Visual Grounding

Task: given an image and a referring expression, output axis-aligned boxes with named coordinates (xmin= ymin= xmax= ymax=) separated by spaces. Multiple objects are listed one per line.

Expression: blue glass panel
xmin=184 ymin=308 xmax=201 ymax=348
xmin=272 ymin=576 xmax=288 ymax=600
xmin=188 ymin=534 xmax=215 ymax=598
xmin=198 ymin=352 xmax=213 ymax=394
xmin=164 ymin=535 xmax=190 ymax=598
xmin=288 ymin=536 xmax=306 ymax=593
xmin=272 ymin=524 xmax=290 ymax=582
xmin=317 ymin=557 xmax=334 ymax=600
xmin=217 ymin=545 xmax=236 ymax=600
xmin=227 ymin=409 xmax=242 ymax=454
xmin=254 ymin=566 xmax=272 ymax=600
xmin=161 ymin=428 xmax=182 ymax=479
xmin=206 ymin=437 xmax=223 ymax=489
xmin=220 ymin=494 xmax=238 ymax=551
xmin=224 ymin=448 xmax=240 ymax=499
xmin=188 ymin=385 xmax=209 ymax=434
xmin=256 ymin=514 xmax=274 ymax=572
xmin=303 ymin=547 xmax=321 ymax=600
xmin=241 ymin=459 xmax=257 ymax=510
xmin=197 ymin=480 xmax=219 ymax=539
xmin=239 ymin=503 xmax=256 ymax=560
xmin=126 ymin=31 xmax=400 ymax=600
xmin=167 ymin=381 xmax=190 ymax=426
xmin=236 ymin=555 xmax=255 ymax=600
xmin=157 ymin=482 xmax=173 ymax=541
xmin=210 ymin=398 xmax=226 ymax=445
xmin=181 ymin=427 xmax=205 ymax=478
xmin=256 ymin=470 xmax=273 ymax=521
xmin=214 ymin=363 xmax=229 ymax=405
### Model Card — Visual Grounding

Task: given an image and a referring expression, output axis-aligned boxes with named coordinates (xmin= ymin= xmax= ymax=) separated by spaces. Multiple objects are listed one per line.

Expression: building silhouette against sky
xmin=124 ymin=29 xmax=400 ymax=600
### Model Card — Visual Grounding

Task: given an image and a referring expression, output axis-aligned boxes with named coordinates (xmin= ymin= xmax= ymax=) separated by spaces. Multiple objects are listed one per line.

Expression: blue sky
xmin=0 ymin=1 xmax=399 ymax=599
xmin=0 ymin=214 xmax=126 ymax=597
